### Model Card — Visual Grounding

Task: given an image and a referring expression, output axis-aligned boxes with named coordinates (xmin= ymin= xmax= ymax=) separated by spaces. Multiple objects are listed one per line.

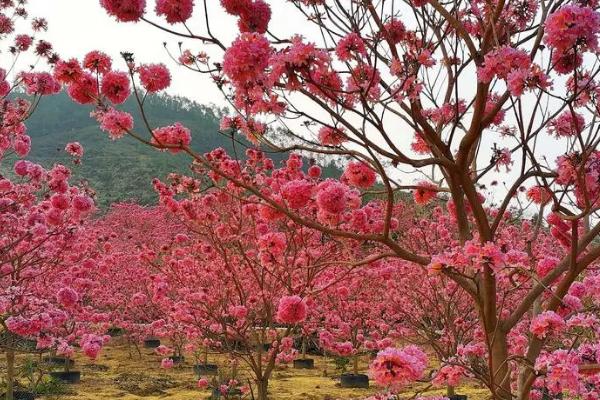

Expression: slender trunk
xmin=256 ymin=378 xmax=268 ymax=400
xmin=353 ymin=355 xmax=359 ymax=375
xmin=136 ymin=343 xmax=142 ymax=359
xmin=301 ymin=336 xmax=307 ymax=360
xmin=203 ymin=347 xmax=208 ymax=366
xmin=447 ymin=385 xmax=455 ymax=397
xmin=6 ymin=349 xmax=15 ymax=400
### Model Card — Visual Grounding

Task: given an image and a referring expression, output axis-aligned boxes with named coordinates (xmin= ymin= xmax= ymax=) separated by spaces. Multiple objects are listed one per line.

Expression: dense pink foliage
xmin=45 ymin=0 xmax=600 ymax=398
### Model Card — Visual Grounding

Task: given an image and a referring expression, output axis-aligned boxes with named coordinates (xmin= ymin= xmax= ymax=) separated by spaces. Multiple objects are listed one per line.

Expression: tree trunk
xmin=447 ymin=385 xmax=455 ymax=397
xmin=489 ymin=330 xmax=512 ymax=400
xmin=256 ymin=378 xmax=268 ymax=400
xmin=353 ymin=355 xmax=359 ymax=375
xmin=301 ymin=336 xmax=307 ymax=360
xmin=6 ymin=349 xmax=15 ymax=400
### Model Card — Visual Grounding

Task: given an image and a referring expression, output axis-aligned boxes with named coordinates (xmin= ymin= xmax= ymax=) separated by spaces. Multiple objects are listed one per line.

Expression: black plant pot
xmin=194 ymin=363 xmax=218 ymax=375
xmin=211 ymin=387 xmax=242 ymax=399
xmin=44 ymin=356 xmax=75 ymax=368
xmin=2 ymin=391 xmax=36 ymax=400
xmin=143 ymin=338 xmax=160 ymax=348
xmin=340 ymin=373 xmax=369 ymax=388
xmin=293 ymin=358 xmax=315 ymax=369
xmin=49 ymin=371 xmax=81 ymax=384
xmin=447 ymin=396 xmax=468 ymax=400
xmin=170 ymin=355 xmax=185 ymax=364
xmin=107 ymin=327 xmax=124 ymax=337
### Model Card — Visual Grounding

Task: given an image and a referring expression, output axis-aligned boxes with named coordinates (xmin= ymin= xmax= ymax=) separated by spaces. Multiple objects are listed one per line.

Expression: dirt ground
xmin=2 ymin=338 xmax=490 ymax=400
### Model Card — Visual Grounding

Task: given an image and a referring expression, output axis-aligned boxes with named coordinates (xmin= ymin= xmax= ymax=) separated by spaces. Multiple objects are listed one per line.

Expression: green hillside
xmin=18 ymin=92 xmax=258 ymax=207
xmin=6 ymin=92 xmax=341 ymax=209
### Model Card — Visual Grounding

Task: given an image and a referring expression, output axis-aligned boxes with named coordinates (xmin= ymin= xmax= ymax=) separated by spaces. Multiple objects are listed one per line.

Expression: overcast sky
xmin=26 ymin=0 xmax=215 ymax=104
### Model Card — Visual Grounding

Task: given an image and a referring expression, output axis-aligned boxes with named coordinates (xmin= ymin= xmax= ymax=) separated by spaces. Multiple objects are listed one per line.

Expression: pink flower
xmin=73 ymin=195 xmax=94 ymax=213
xmin=81 ymin=335 xmax=105 ymax=359
xmin=14 ymin=34 xmax=33 ymax=51
xmin=318 ymin=126 xmax=346 ymax=146
xmin=14 ymin=160 xmax=30 ymax=176
xmin=197 ymin=378 xmax=209 ymax=389
xmin=155 ymin=0 xmax=194 ymax=23
xmin=151 ymin=122 xmax=192 ymax=152
xmin=413 ymin=182 xmax=438 ymax=205
xmin=13 ymin=135 xmax=31 ymax=157
xmin=67 ymin=73 xmax=99 ymax=104
xmin=221 ymin=0 xmax=252 ymax=15
xmin=433 ymin=365 xmax=466 ymax=387
xmin=343 ymin=162 xmax=377 ymax=189
xmin=383 ymin=19 xmax=406 ymax=44
xmin=551 ymin=50 xmax=583 ymax=74
xmin=138 ymin=63 xmax=171 ymax=92
xmin=526 ymin=186 xmax=552 ymax=205
xmin=65 ymin=142 xmax=84 ymax=158
xmin=316 ymin=181 xmax=348 ymax=214
xmin=54 ymin=58 xmax=83 ymax=84
xmin=20 ymin=72 xmax=61 ymax=96
xmin=99 ymin=108 xmax=134 ymax=139
xmin=478 ymin=46 xmax=530 ymax=83
xmin=161 ymin=358 xmax=174 ymax=369
xmin=100 ymin=0 xmax=146 ymax=22
xmin=83 ymin=51 xmax=112 ymax=74
xmin=230 ymin=305 xmax=248 ymax=319
xmin=530 ymin=311 xmax=565 ymax=338
xmin=238 ymin=0 xmax=271 ymax=34
xmin=276 ymin=295 xmax=307 ymax=324
xmin=101 ymin=71 xmax=131 ymax=104
xmin=259 ymin=232 xmax=286 ymax=256
xmin=56 ymin=287 xmax=79 ymax=308
xmin=544 ymin=5 xmax=600 ymax=53
xmin=155 ymin=345 xmax=173 ymax=356
xmin=281 ymin=180 xmax=313 ymax=209
xmin=370 ymin=346 xmax=428 ymax=387
xmin=51 ymin=193 xmax=70 ymax=210
xmin=222 ymin=33 xmax=271 ymax=83
xmin=336 ymin=32 xmax=367 ymax=61
xmin=548 ymin=111 xmax=585 ymax=138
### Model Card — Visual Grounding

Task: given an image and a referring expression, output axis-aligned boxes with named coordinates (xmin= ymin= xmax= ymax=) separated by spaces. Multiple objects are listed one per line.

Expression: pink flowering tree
xmin=55 ymin=0 xmax=600 ymax=397
xmin=145 ymin=171 xmax=353 ymax=400
xmin=0 ymin=3 xmax=99 ymax=398
xmin=317 ymin=266 xmax=397 ymax=377
xmin=83 ymin=203 xmax=185 ymax=351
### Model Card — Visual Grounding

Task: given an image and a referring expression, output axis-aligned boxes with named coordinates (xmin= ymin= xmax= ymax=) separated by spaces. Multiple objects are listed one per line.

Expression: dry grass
xmin=2 ymin=339 xmax=490 ymax=399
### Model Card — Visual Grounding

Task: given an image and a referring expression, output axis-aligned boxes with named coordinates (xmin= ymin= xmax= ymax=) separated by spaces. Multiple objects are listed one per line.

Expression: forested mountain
xmin=17 ymin=92 xmax=284 ymax=208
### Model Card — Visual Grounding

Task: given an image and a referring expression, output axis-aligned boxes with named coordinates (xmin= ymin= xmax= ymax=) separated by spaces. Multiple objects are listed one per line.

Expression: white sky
xmin=28 ymin=0 xmax=221 ymax=104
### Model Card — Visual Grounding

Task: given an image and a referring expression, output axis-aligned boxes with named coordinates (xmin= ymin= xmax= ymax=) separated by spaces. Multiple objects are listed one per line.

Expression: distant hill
xmin=16 ymin=92 xmax=285 ymax=208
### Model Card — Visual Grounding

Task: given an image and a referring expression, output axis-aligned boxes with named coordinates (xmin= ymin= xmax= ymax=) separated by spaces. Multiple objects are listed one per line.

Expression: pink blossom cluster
xmin=369 ymin=346 xmax=428 ymax=387
xmin=151 ymin=122 xmax=192 ymax=152
xmin=100 ymin=0 xmax=146 ymax=22
xmin=220 ymin=0 xmax=271 ymax=34
xmin=155 ymin=0 xmax=194 ymax=24
xmin=530 ymin=311 xmax=565 ymax=339
xmin=276 ymin=295 xmax=308 ymax=324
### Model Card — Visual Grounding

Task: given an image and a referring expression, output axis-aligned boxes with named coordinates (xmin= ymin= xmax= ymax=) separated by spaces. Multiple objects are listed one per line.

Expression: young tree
xmin=144 ymin=167 xmax=354 ymax=400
